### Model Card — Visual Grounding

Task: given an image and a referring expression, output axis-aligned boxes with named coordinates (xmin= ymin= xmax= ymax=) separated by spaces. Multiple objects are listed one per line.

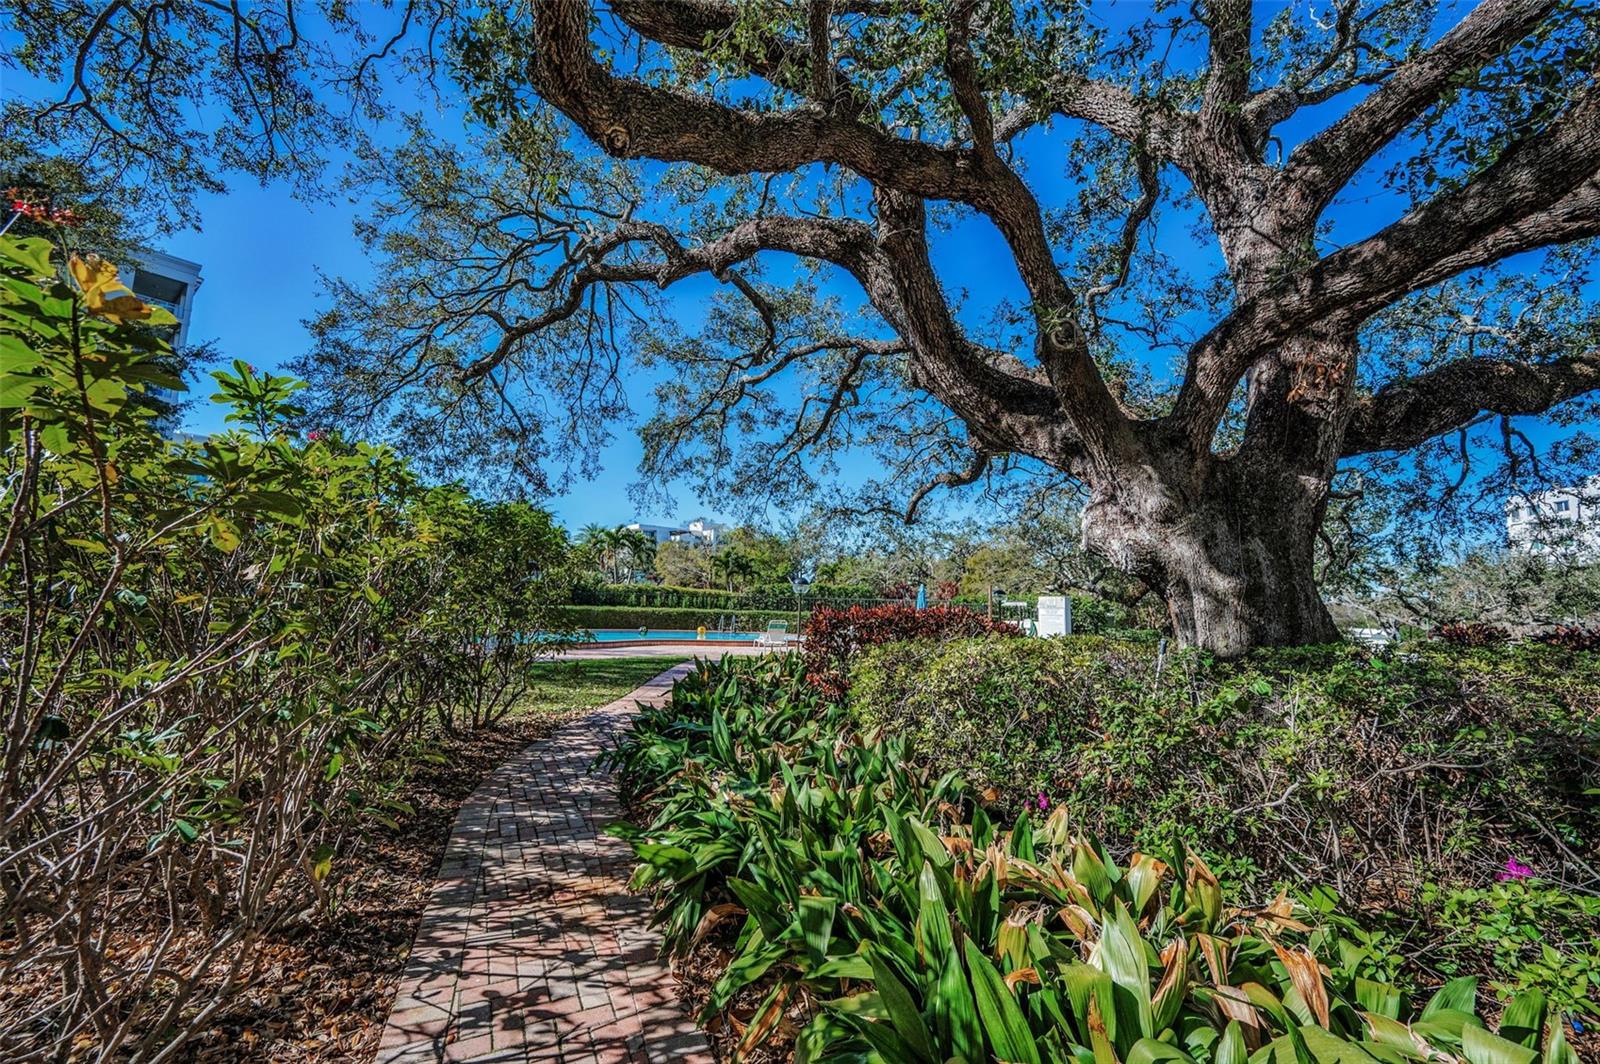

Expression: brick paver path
xmin=376 ymin=662 xmax=719 ymax=1063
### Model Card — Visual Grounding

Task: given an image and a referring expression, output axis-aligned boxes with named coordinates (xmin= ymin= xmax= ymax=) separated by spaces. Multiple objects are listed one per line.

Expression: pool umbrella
xmin=915 ymin=583 xmax=927 ymax=609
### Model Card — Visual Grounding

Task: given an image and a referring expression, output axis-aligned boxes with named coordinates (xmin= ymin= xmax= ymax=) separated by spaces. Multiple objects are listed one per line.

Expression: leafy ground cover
xmin=605 ymin=654 xmax=1590 ymax=1062
xmin=849 ymin=635 xmax=1600 ymax=1022
xmin=848 ymin=637 xmax=1598 ymax=897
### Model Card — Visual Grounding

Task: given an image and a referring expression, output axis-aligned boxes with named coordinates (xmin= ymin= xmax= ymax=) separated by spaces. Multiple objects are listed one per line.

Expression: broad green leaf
xmin=799 ymin=895 xmax=836 ymax=965
xmin=1496 ymin=990 xmax=1544 ymax=1049
xmin=39 ymin=421 xmax=71 ymax=454
xmin=1541 ymin=1025 xmax=1579 ymax=1064
xmin=1461 ymin=1024 xmax=1536 ymax=1064
xmin=1100 ymin=900 xmax=1155 ymax=1040
xmin=963 ymin=937 xmax=1040 ymax=1064
xmin=1128 ymin=1039 xmax=1198 ymax=1063
xmin=0 ymin=236 xmax=54 ymax=276
xmin=1217 ymin=1020 xmax=1249 ymax=1064
xmin=1362 ymin=1013 xmax=1427 ymax=1060
xmin=1355 ymin=979 xmax=1403 ymax=1021
xmin=1422 ymin=977 xmax=1477 ymax=1021
xmin=0 ymin=332 xmax=42 ymax=369
xmin=869 ymin=945 xmax=936 ymax=1063
xmin=0 ymin=372 xmax=40 ymax=406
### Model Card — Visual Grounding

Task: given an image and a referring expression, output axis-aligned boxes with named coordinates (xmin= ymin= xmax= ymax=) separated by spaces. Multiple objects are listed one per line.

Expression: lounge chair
xmin=756 ymin=620 xmax=790 ymax=648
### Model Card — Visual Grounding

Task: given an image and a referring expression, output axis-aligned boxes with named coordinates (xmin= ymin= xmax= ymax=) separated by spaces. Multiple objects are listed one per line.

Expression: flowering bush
xmin=1425 ymin=878 xmax=1600 ymax=1020
xmin=850 ymin=635 xmax=1598 ymax=898
xmin=802 ymin=603 xmax=1020 ymax=697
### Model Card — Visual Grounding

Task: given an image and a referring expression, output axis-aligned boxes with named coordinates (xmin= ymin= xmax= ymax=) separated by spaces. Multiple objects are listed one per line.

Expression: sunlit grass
xmin=517 ymin=655 xmax=696 ymax=719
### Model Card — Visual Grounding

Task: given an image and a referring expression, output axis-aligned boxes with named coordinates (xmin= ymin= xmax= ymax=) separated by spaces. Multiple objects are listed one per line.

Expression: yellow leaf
xmin=68 ymin=254 xmax=153 ymax=324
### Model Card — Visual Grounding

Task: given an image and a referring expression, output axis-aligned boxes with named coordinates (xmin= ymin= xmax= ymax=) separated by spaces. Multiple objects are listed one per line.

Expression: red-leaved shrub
xmin=1430 ymin=621 xmax=1511 ymax=647
xmin=1533 ymin=625 xmax=1600 ymax=651
xmin=802 ymin=604 xmax=1020 ymax=698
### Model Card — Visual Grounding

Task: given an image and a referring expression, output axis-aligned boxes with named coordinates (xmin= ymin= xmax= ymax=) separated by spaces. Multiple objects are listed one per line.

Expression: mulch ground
xmin=175 ymin=714 xmax=576 ymax=1063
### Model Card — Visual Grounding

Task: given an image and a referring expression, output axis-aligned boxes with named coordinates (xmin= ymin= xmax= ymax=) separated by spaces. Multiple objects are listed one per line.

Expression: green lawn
xmin=519 ymin=655 xmax=693 ymax=718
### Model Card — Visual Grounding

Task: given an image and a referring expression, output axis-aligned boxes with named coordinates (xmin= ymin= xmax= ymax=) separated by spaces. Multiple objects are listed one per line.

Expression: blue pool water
xmin=584 ymin=628 xmax=764 ymax=642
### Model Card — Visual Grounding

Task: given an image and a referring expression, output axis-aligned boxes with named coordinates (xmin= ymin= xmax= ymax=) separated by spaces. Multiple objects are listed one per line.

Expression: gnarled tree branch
xmin=1343 ymin=349 xmax=1600 ymax=455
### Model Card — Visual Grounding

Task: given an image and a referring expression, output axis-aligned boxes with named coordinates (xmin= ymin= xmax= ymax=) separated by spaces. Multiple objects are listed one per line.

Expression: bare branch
xmin=903 ymin=448 xmax=993 ymax=523
xmin=1171 ymin=84 xmax=1600 ymax=449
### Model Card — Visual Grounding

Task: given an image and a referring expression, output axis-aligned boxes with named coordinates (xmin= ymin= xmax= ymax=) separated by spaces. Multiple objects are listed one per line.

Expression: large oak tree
xmin=13 ymin=0 xmax=1600 ymax=654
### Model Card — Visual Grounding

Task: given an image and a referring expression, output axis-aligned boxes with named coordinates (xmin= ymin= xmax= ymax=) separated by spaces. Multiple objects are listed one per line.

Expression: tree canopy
xmin=9 ymin=0 xmax=1598 ymax=651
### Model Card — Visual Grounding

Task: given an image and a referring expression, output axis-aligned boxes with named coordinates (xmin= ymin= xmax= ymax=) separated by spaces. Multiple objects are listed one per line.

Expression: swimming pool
xmin=583 ymin=628 xmax=772 ymax=643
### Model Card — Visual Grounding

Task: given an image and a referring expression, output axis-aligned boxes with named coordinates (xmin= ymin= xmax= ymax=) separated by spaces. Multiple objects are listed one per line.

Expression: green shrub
xmin=849 ymin=637 xmax=1599 ymax=900
xmin=1425 ymin=880 xmax=1600 ymax=1020
xmin=571 ymin=582 xmax=877 ymax=610
xmin=0 ymin=235 xmax=571 ymax=1057
xmin=606 ymin=654 xmax=1586 ymax=1063
xmin=551 ymin=604 xmax=796 ymax=632
xmin=1066 ymin=592 xmax=1134 ymax=634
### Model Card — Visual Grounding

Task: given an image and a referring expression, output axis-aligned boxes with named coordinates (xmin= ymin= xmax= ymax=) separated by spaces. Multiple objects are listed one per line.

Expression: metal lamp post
xmin=791 ymin=574 xmax=810 ymax=639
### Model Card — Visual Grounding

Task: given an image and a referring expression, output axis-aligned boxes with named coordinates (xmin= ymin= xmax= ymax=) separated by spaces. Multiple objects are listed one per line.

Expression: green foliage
xmin=848 ymin=637 xmax=1598 ymax=898
xmin=571 ymin=581 xmax=879 ymax=610
xmin=607 ymin=654 xmax=1586 ymax=1063
xmin=0 ymin=234 xmax=570 ymax=1056
xmin=1425 ymin=881 xmax=1600 ymax=1020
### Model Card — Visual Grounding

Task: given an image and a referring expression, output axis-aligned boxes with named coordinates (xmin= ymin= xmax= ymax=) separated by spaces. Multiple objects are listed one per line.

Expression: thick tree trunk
xmin=1081 ymin=456 xmax=1339 ymax=657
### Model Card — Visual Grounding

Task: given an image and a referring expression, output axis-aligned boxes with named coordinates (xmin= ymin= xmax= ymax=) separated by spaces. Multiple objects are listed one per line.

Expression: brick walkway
xmin=376 ymin=662 xmax=717 ymax=1063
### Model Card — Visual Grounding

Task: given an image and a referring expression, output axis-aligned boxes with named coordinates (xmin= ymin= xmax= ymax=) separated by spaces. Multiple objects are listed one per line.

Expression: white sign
xmin=1036 ymin=595 xmax=1071 ymax=637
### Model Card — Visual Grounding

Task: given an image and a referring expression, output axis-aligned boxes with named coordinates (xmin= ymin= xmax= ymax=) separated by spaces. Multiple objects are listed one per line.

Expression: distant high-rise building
xmin=128 ymin=250 xmax=203 ymax=348
xmin=1506 ymin=475 xmax=1600 ymax=560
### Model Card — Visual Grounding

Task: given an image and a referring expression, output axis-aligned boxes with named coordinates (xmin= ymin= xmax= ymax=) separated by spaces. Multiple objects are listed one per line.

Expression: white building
xmin=623 ymin=517 xmax=729 ymax=548
xmin=1506 ymin=475 xmax=1600 ymax=560
xmin=683 ymin=517 xmax=728 ymax=547
xmin=128 ymin=249 xmax=203 ymax=348
xmin=623 ymin=522 xmax=685 ymax=546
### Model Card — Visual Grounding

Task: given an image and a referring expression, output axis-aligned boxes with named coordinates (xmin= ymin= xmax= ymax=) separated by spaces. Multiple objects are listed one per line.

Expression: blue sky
xmin=6 ymin=1 xmax=1591 ymax=541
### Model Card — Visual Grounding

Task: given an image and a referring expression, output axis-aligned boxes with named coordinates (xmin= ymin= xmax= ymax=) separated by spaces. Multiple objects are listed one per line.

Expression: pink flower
xmin=1497 ymin=858 xmax=1533 ymax=882
xmin=306 ymin=429 xmax=325 ymax=441
xmin=1035 ymin=792 xmax=1050 ymax=812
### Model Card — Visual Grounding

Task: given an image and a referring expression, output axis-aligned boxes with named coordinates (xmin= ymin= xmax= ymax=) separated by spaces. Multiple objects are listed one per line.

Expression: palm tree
xmin=598 ymin=527 xmax=627 ymax=583
xmin=618 ymin=528 xmax=655 ymax=581
xmin=712 ymin=548 xmax=755 ymax=593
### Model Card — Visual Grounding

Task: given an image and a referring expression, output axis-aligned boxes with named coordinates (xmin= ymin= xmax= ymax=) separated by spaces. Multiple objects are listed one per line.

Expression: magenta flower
xmin=1497 ymin=858 xmax=1534 ymax=881
xmin=306 ymin=429 xmax=325 ymax=441
xmin=1035 ymin=792 xmax=1050 ymax=813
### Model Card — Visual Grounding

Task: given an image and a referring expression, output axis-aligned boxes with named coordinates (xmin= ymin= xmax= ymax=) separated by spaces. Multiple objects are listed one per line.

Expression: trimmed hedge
xmin=551 ymin=604 xmax=797 ymax=632
xmin=802 ymin=603 xmax=1021 ymax=697
xmin=569 ymin=582 xmax=879 ymax=610
xmin=849 ymin=636 xmax=1600 ymax=899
